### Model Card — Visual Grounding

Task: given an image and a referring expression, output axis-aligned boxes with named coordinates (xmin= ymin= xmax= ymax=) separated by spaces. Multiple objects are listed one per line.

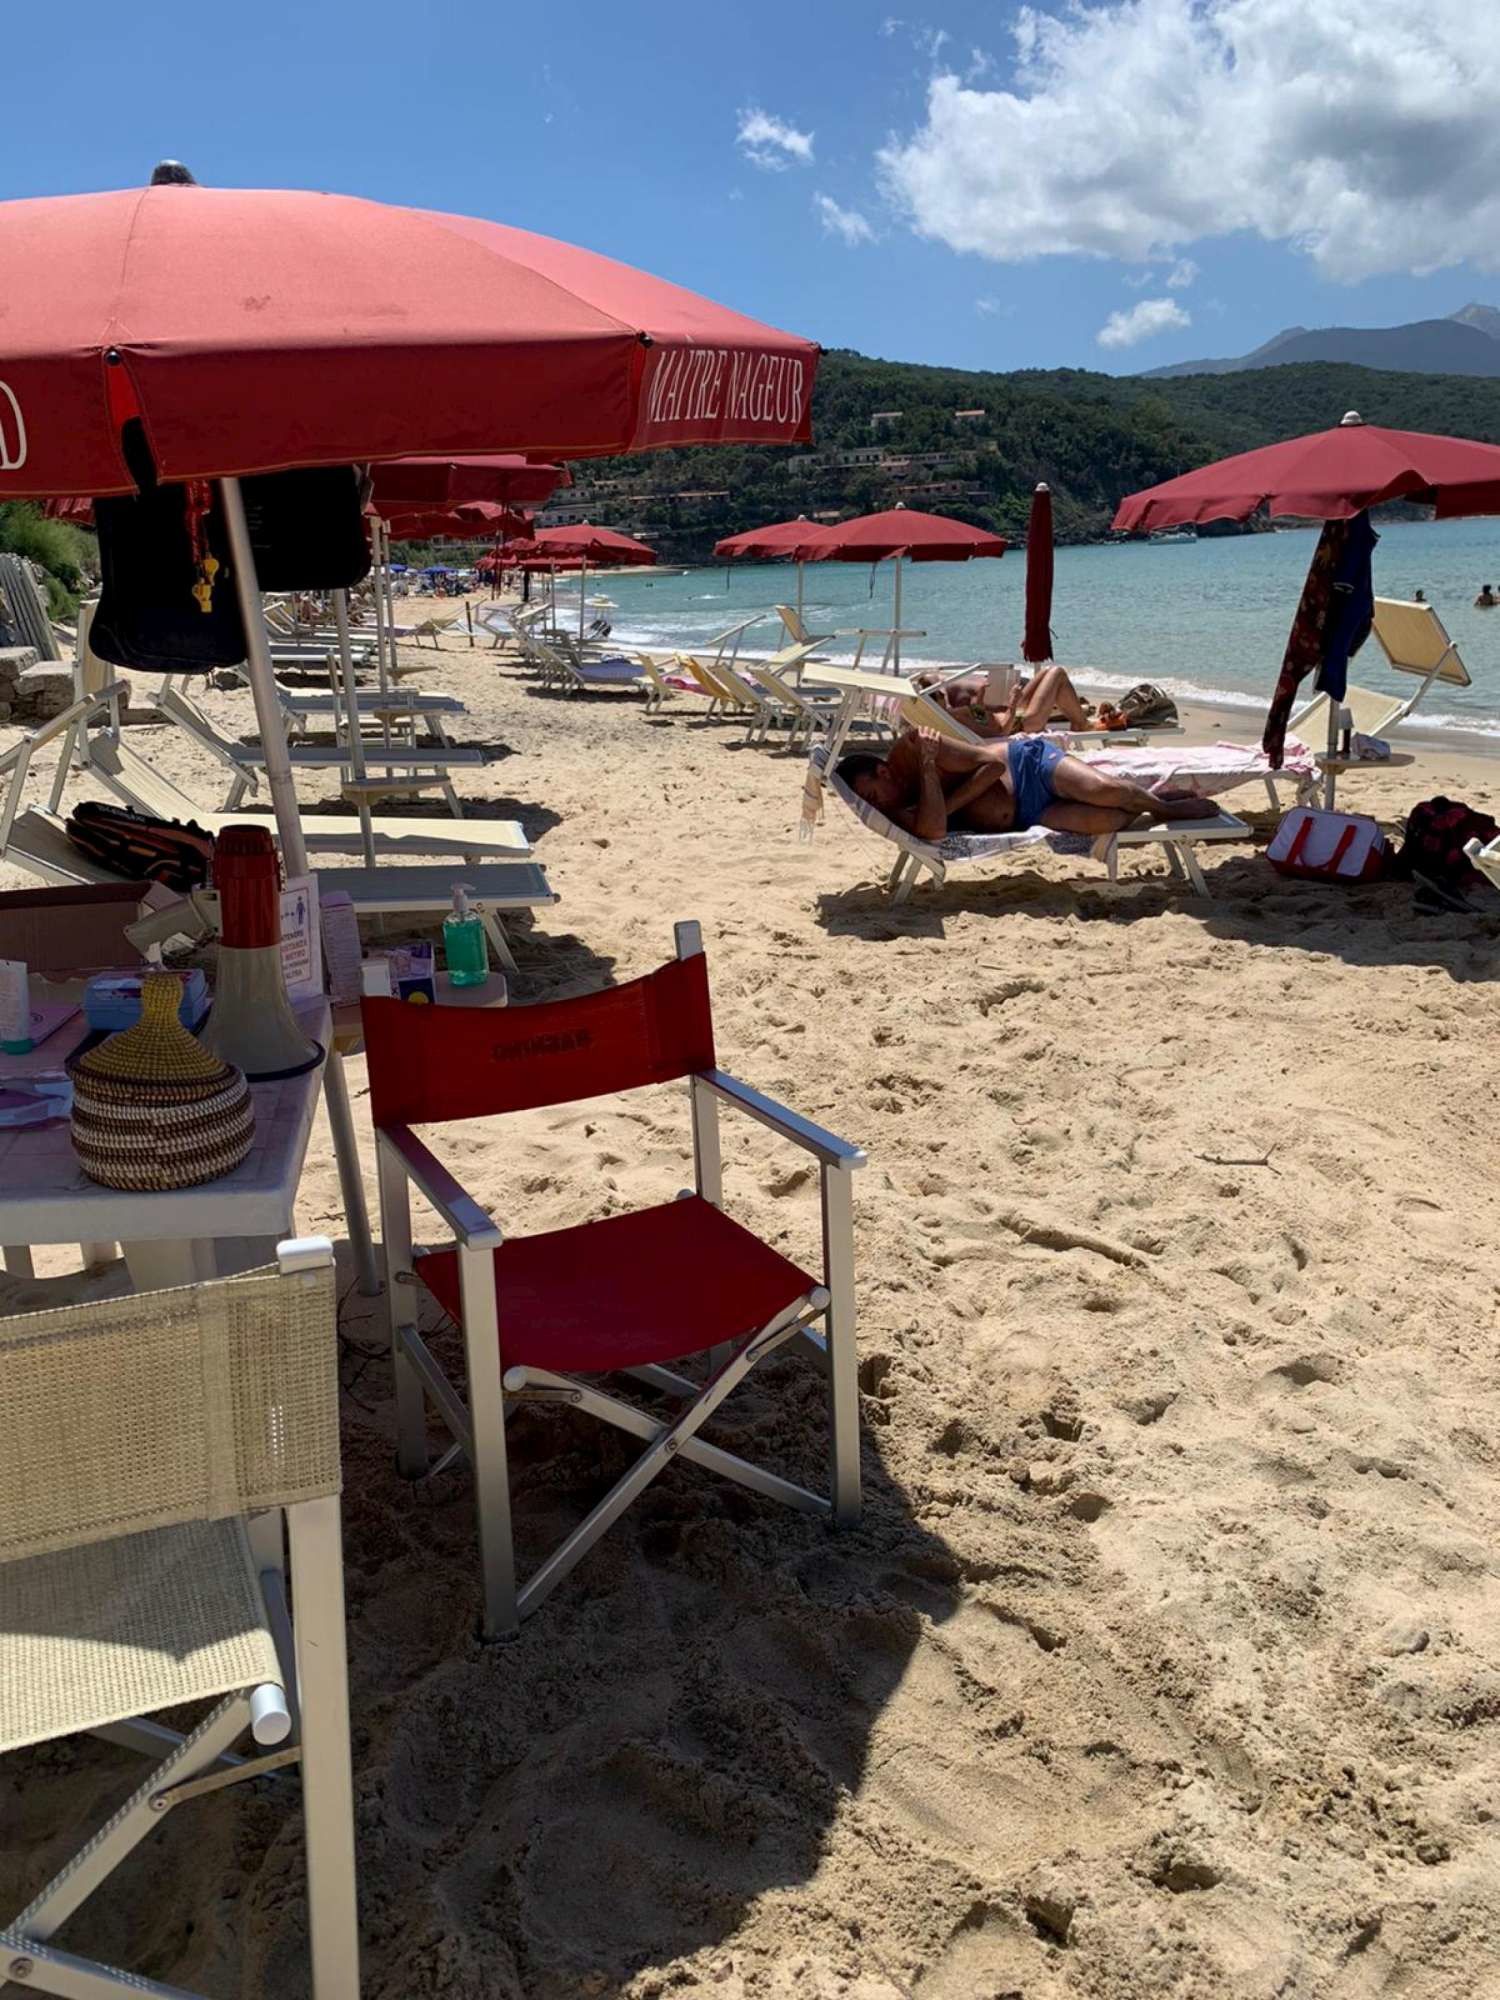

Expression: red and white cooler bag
xmin=1268 ymin=807 xmax=1387 ymax=882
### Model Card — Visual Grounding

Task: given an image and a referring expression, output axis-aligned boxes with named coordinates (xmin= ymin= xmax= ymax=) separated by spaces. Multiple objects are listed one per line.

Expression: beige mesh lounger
xmin=1290 ymin=595 xmax=1469 ymax=806
xmin=0 ymin=1239 xmax=359 ymax=1999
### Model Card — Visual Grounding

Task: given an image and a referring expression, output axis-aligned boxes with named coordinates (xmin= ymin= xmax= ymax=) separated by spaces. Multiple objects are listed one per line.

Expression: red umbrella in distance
xmin=529 ymin=522 xmax=656 ymax=565
xmin=382 ymin=501 xmax=528 ymax=541
xmin=1113 ymin=410 xmax=1500 ymax=533
xmin=0 ymin=177 xmax=817 ymax=500
xmin=524 ymin=522 xmax=655 ymax=640
xmin=371 ymin=454 xmax=568 ymax=512
xmin=715 ymin=515 xmax=832 ymax=629
xmin=807 ymin=505 xmax=1007 ymax=668
xmin=1022 ymin=482 xmax=1054 ymax=664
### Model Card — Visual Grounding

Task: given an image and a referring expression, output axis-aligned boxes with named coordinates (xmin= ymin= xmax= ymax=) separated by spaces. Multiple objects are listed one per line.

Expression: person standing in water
xmin=1475 ymin=584 xmax=1497 ymax=609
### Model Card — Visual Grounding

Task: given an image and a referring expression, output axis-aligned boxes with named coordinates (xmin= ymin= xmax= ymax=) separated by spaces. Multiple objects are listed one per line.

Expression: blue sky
xmin=5 ymin=0 xmax=1496 ymax=376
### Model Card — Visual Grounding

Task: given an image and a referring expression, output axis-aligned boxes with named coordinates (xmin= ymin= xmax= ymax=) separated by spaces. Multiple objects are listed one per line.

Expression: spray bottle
xmin=443 ymin=883 xmax=488 ymax=988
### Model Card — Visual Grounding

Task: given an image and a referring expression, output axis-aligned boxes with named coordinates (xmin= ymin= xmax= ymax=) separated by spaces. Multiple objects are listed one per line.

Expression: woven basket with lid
xmin=67 ymin=973 xmax=255 ymax=1191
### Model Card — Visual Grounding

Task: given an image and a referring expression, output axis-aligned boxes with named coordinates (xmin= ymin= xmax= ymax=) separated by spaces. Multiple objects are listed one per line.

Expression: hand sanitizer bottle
xmin=443 ymin=884 xmax=488 ymax=988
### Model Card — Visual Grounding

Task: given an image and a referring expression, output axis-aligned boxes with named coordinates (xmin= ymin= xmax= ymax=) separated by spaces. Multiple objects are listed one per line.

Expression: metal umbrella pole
xmin=891 ymin=555 xmax=904 ymax=672
xmin=220 ymin=476 xmax=382 ymax=1298
xmin=331 ymin=589 xmax=375 ymax=867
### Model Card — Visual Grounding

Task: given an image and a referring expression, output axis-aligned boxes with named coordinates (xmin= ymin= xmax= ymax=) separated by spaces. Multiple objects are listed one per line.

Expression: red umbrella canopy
xmin=383 ymin=501 xmax=527 ymax=541
xmin=715 ymin=516 xmax=832 ymax=561
xmin=807 ymin=506 xmax=1007 ymax=563
xmin=371 ymin=454 xmax=567 ymax=512
xmin=530 ymin=522 xmax=656 ymax=564
xmin=0 ymin=176 xmax=818 ymax=498
xmin=1022 ymin=482 xmax=1054 ymax=664
xmin=1114 ymin=411 xmax=1500 ymax=534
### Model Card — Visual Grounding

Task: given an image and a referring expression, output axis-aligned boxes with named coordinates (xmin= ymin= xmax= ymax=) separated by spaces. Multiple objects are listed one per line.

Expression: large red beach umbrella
xmin=1113 ymin=411 xmax=1500 ymax=534
xmin=0 ymin=165 xmax=820 ymax=1343
xmin=807 ymin=506 xmax=1007 ymax=668
xmin=0 ymin=179 xmax=818 ymax=499
xmin=1022 ymin=482 xmax=1054 ymax=665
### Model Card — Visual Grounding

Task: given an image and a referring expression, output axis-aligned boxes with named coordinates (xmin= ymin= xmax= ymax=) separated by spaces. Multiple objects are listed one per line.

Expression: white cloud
xmin=736 ymin=106 xmax=814 ymax=172
xmin=814 ymin=193 xmax=876 ymax=246
xmin=1165 ymin=258 xmax=1199 ymax=290
xmin=878 ymin=0 xmax=1500 ymax=283
xmin=1097 ymin=297 xmax=1192 ymax=349
xmin=967 ymin=47 xmax=997 ymax=82
xmin=975 ymin=295 xmax=1013 ymax=317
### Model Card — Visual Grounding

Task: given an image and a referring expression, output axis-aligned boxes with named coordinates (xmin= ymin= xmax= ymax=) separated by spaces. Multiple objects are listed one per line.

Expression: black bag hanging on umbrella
xmin=239 ymin=464 xmax=371 ymax=590
xmin=90 ymin=440 xmax=370 ymax=672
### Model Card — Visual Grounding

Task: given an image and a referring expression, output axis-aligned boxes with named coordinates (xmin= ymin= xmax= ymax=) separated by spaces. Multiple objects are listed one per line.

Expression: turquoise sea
xmin=593 ymin=516 xmax=1500 ymax=744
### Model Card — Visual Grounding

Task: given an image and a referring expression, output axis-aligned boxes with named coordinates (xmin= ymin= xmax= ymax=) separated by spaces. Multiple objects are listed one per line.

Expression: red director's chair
xmin=365 ymin=921 xmax=866 ymax=1639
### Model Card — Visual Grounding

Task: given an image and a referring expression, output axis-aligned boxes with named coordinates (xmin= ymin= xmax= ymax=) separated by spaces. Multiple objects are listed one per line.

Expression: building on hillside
xmin=903 ymin=480 xmax=986 ymax=501
xmin=869 ymin=411 xmax=903 ymax=430
xmin=785 ymin=455 xmax=826 ymax=480
xmin=835 ymin=447 xmax=885 ymax=469
xmin=953 ymin=408 xmax=987 ymax=423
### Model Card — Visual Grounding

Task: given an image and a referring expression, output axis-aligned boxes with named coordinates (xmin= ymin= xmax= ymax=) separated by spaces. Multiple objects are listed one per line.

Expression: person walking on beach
xmin=837 ymin=727 xmax=1215 ymax=840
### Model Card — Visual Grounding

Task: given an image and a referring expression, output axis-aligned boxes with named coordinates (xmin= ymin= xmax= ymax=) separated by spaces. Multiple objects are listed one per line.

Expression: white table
xmin=0 ymin=999 xmax=330 ymax=1291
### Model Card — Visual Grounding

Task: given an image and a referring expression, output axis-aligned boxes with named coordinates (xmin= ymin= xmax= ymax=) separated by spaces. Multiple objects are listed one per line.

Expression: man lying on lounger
xmin=913 ymin=664 xmax=1128 ymax=735
xmin=836 ymin=728 xmax=1217 ymax=839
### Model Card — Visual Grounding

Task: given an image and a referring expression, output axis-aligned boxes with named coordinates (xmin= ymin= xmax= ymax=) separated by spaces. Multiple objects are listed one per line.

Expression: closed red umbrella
xmin=1022 ymin=482 xmax=1054 ymax=665
xmin=808 ymin=505 xmax=1007 ymax=668
xmin=1113 ymin=411 xmax=1500 ymax=533
xmin=371 ymin=455 xmax=568 ymax=511
xmin=0 ymin=178 xmax=817 ymax=499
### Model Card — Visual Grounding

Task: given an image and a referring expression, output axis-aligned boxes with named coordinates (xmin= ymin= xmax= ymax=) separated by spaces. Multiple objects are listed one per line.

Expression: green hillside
xmin=585 ymin=351 xmax=1500 ymax=557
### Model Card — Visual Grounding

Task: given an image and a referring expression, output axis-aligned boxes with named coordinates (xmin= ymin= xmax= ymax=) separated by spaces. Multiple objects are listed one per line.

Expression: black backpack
xmin=91 ymin=435 xmax=370 ymax=674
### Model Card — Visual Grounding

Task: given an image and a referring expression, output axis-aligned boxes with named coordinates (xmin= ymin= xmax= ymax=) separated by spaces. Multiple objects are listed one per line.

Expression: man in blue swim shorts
xmin=837 ymin=728 xmax=1216 ymax=841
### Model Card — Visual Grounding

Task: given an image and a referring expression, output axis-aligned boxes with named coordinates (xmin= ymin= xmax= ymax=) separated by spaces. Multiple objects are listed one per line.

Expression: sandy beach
xmin=3 ymin=604 xmax=1499 ymax=1999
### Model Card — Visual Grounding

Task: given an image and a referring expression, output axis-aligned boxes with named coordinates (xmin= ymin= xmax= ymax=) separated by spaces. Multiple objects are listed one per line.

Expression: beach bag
xmin=1268 ymin=806 xmax=1387 ymax=883
xmin=1118 ymin=682 xmax=1179 ymax=727
xmin=1390 ymin=797 xmax=1498 ymax=893
xmin=65 ymin=802 xmax=216 ymax=892
xmin=91 ymin=480 xmax=247 ymax=673
xmin=240 ymin=465 xmax=371 ymax=591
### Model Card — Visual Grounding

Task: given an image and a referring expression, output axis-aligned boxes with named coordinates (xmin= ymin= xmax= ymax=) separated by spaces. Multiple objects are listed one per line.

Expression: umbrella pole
xmin=796 ymin=560 xmax=804 ymax=633
xmin=892 ymin=556 xmax=903 ymax=672
xmin=580 ymin=557 xmax=588 ymax=646
xmin=220 ymin=474 xmax=381 ymax=1300
xmin=332 ymin=589 xmax=375 ymax=868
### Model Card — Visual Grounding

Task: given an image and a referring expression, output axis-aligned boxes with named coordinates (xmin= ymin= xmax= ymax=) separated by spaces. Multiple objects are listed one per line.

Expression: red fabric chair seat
xmin=415 ymin=1196 xmax=817 ymax=1374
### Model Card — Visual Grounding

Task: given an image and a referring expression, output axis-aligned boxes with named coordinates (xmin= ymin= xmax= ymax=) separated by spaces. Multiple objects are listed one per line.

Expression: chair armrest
xmin=697 ymin=1070 xmax=866 ymax=1170
xmin=377 ymin=1123 xmax=503 ymax=1246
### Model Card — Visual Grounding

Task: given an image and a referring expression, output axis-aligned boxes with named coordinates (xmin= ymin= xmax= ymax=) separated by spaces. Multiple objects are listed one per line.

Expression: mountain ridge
xmin=1142 ymin=306 xmax=1500 ymax=380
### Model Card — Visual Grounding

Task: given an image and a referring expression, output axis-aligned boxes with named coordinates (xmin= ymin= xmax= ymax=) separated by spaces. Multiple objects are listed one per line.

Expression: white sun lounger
xmin=78 ymin=731 xmax=531 ymax=859
xmin=152 ymin=684 xmax=484 ymax=814
xmin=811 ymin=745 xmax=1248 ymax=900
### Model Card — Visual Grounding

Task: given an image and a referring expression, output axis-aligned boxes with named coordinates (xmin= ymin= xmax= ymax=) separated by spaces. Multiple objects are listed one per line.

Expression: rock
xmin=1024 ymin=1885 xmax=1077 ymax=1945
xmin=12 ymin=663 xmax=76 ymax=722
xmin=0 ymin=644 xmax=39 ymax=689
xmin=1028 ymin=1461 xmax=1073 ymax=1495
xmin=1380 ymin=1619 xmax=1430 ymax=1657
